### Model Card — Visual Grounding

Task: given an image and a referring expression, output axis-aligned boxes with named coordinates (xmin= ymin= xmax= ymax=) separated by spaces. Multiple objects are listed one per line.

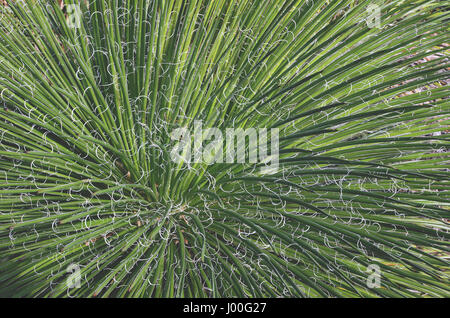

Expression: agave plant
xmin=0 ymin=0 xmax=448 ymax=298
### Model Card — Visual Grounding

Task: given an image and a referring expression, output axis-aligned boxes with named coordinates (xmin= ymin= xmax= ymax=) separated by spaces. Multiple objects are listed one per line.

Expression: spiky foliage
xmin=0 ymin=0 xmax=449 ymax=298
